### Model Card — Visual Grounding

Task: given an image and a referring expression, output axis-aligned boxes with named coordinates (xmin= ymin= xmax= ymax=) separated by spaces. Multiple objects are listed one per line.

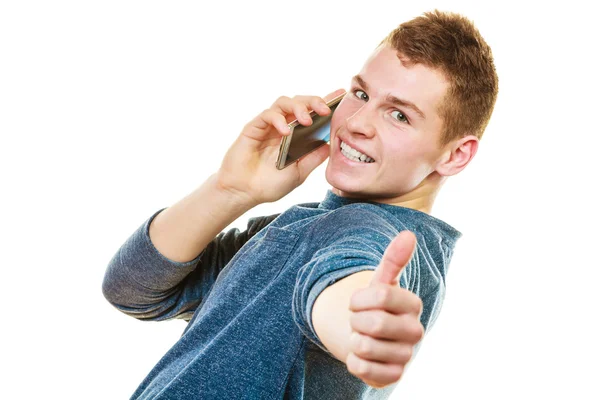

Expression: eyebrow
xmin=352 ymin=74 xmax=426 ymax=120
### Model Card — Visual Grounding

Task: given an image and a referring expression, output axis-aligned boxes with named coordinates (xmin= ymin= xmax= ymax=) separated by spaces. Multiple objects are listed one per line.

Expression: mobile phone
xmin=276 ymin=93 xmax=345 ymax=170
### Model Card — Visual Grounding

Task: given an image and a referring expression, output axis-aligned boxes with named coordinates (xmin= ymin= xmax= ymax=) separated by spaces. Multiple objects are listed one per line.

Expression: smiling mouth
xmin=339 ymin=140 xmax=375 ymax=163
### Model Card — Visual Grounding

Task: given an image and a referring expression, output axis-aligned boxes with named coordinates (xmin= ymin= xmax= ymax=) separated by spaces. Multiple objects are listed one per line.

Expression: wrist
xmin=209 ymin=173 xmax=261 ymax=211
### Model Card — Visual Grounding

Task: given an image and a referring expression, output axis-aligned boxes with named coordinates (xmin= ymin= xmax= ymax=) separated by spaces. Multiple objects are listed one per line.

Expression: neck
xmin=332 ymin=173 xmax=445 ymax=215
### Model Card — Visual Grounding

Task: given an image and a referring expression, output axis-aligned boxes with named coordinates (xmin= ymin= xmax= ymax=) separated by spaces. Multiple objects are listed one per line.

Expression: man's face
xmin=325 ymin=45 xmax=451 ymax=201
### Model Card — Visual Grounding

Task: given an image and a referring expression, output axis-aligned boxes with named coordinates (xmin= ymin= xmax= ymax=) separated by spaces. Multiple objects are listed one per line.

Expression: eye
xmin=391 ymin=110 xmax=409 ymax=123
xmin=353 ymin=89 xmax=368 ymax=101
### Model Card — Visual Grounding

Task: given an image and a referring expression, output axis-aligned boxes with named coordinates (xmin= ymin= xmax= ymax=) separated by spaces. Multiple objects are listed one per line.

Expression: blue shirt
xmin=102 ymin=190 xmax=461 ymax=399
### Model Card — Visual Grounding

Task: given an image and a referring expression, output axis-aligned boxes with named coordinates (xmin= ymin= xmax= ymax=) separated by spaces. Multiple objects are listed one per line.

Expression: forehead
xmin=357 ymin=45 xmax=449 ymax=121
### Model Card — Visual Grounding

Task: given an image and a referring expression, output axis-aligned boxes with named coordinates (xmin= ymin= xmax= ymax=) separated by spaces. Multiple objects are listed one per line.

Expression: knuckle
xmin=294 ymin=94 xmax=310 ymax=102
xmin=276 ymin=95 xmax=289 ymax=103
xmin=398 ymin=346 xmax=413 ymax=363
xmin=416 ymin=298 xmax=424 ymax=316
xmin=349 ymin=312 xmax=360 ymax=329
xmin=312 ymin=96 xmax=326 ymax=106
xmin=371 ymin=315 xmax=386 ymax=336
xmin=295 ymin=97 xmax=308 ymax=106
xmin=261 ymin=108 xmax=275 ymax=118
xmin=393 ymin=366 xmax=405 ymax=381
xmin=401 ymin=314 xmax=424 ymax=342
xmin=295 ymin=103 xmax=309 ymax=113
xmin=357 ymin=336 xmax=373 ymax=358
xmin=357 ymin=359 xmax=370 ymax=376
xmin=349 ymin=291 xmax=361 ymax=309
xmin=375 ymin=287 xmax=391 ymax=307
xmin=348 ymin=353 xmax=370 ymax=378
xmin=291 ymin=96 xmax=305 ymax=106
xmin=413 ymin=323 xmax=425 ymax=341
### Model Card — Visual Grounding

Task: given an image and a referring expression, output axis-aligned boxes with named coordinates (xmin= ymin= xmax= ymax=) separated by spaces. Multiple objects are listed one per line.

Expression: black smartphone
xmin=275 ymin=93 xmax=345 ymax=170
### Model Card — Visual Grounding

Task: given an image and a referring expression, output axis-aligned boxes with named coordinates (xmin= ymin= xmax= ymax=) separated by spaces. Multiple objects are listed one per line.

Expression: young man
xmin=102 ymin=9 xmax=498 ymax=399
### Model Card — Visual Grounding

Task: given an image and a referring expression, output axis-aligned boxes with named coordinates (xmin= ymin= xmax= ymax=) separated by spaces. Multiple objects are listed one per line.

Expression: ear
xmin=434 ymin=135 xmax=479 ymax=177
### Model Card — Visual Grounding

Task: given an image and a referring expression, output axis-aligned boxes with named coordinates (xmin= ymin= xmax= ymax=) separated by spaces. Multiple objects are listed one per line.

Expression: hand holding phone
xmin=276 ymin=92 xmax=345 ymax=170
xmin=216 ymin=89 xmax=346 ymax=206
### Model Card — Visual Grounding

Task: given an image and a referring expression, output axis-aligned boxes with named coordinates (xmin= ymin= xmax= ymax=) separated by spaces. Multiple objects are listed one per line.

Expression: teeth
xmin=340 ymin=141 xmax=374 ymax=163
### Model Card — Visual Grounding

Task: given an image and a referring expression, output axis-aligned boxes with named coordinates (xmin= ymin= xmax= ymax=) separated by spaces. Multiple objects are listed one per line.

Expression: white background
xmin=1 ymin=0 xmax=599 ymax=399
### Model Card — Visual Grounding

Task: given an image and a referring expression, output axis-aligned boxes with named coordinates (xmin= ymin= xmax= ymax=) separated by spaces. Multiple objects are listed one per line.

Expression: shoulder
xmin=313 ymin=203 xmax=402 ymax=238
xmin=246 ymin=213 xmax=281 ymax=235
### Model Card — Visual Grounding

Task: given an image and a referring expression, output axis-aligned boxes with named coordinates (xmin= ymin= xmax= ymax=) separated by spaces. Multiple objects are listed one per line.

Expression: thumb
xmin=370 ymin=230 xmax=417 ymax=287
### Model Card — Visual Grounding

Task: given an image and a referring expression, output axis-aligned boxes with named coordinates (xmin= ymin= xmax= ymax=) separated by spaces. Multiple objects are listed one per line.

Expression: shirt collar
xmin=318 ymin=189 xmax=462 ymax=242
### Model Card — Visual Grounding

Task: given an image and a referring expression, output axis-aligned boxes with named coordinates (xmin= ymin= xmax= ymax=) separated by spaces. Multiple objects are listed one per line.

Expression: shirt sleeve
xmin=102 ymin=207 xmax=279 ymax=322
xmin=292 ymin=218 xmax=412 ymax=355
xmin=292 ymin=204 xmax=451 ymax=360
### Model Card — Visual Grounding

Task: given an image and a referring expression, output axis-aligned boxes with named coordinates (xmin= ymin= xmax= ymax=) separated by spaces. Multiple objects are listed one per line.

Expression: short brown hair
xmin=379 ymin=9 xmax=499 ymax=145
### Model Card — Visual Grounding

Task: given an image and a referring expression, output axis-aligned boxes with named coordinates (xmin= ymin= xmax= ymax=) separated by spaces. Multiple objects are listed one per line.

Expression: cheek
xmin=330 ymin=114 xmax=341 ymax=137
xmin=330 ymin=99 xmax=359 ymax=134
xmin=330 ymin=108 xmax=347 ymax=136
xmin=385 ymin=138 xmax=434 ymax=170
xmin=386 ymin=137 xmax=420 ymax=160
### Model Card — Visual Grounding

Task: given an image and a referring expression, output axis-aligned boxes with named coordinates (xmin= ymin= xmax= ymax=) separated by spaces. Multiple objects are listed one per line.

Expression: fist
xmin=346 ymin=231 xmax=425 ymax=389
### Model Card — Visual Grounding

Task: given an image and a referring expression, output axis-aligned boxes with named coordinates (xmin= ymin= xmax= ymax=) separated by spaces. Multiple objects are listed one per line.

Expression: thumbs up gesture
xmin=346 ymin=231 xmax=425 ymax=389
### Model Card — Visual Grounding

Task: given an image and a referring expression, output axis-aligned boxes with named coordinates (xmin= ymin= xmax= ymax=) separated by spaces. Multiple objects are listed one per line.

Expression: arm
xmin=312 ymin=270 xmax=375 ymax=363
xmin=147 ymin=173 xmax=255 ymax=264
xmin=101 ymin=175 xmax=272 ymax=320
xmin=312 ymin=232 xmax=426 ymax=389
xmin=103 ymin=90 xmax=344 ymax=321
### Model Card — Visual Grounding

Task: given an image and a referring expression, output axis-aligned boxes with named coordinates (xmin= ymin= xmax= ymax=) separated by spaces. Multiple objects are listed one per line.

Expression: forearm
xmin=102 ymin=173 xmax=259 ymax=320
xmin=312 ymin=270 xmax=375 ymax=363
xmin=149 ymin=173 xmax=257 ymax=263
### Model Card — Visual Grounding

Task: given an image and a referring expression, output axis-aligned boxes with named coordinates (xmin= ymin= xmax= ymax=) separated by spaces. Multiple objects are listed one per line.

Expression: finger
xmin=370 ymin=230 xmax=417 ymax=287
xmin=349 ymin=331 xmax=414 ymax=364
xmin=311 ymin=89 xmax=347 ymax=116
xmin=307 ymin=96 xmax=332 ymax=117
xmin=252 ymin=109 xmax=291 ymax=137
xmin=287 ymin=95 xmax=331 ymax=117
xmin=349 ymin=310 xmax=425 ymax=343
xmin=290 ymin=92 xmax=346 ymax=117
xmin=323 ymin=88 xmax=347 ymax=103
xmin=272 ymin=90 xmax=346 ymax=125
xmin=349 ymin=285 xmax=423 ymax=316
xmin=271 ymin=96 xmax=313 ymax=125
xmin=301 ymin=90 xmax=346 ymax=116
xmin=295 ymin=143 xmax=330 ymax=181
xmin=346 ymin=352 xmax=404 ymax=388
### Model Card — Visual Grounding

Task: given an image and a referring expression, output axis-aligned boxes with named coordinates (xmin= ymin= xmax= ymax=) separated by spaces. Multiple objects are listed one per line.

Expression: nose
xmin=345 ymin=103 xmax=376 ymax=139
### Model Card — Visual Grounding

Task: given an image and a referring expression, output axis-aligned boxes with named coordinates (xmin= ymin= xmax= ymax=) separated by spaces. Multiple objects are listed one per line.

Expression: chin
xmin=325 ymin=164 xmax=371 ymax=198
